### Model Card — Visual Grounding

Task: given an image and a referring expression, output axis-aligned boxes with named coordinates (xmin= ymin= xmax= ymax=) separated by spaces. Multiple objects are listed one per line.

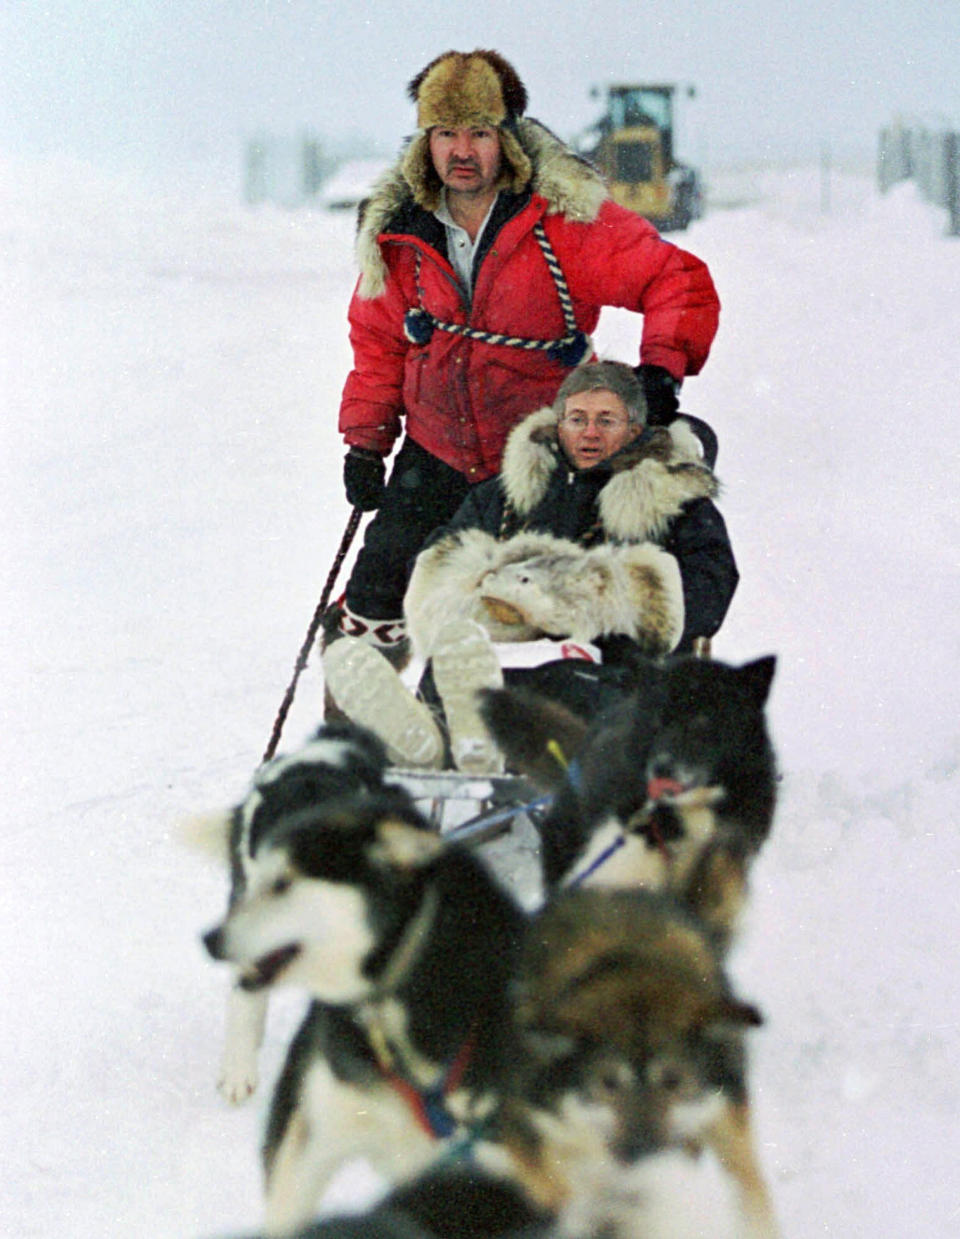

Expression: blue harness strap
xmin=380 ymin=1028 xmax=477 ymax=1140
xmin=567 ymin=832 xmax=627 ymax=888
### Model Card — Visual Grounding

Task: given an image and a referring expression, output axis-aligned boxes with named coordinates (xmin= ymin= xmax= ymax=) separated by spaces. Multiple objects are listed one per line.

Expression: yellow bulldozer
xmin=575 ymin=83 xmax=703 ymax=232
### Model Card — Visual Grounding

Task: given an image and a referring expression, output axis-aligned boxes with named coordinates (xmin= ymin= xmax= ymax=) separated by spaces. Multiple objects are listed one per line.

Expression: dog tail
xmin=178 ymin=809 xmax=233 ymax=863
xmin=478 ymin=687 xmax=587 ymax=792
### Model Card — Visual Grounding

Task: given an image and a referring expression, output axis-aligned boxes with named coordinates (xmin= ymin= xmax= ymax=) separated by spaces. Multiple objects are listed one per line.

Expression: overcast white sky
xmin=2 ymin=0 xmax=958 ymax=190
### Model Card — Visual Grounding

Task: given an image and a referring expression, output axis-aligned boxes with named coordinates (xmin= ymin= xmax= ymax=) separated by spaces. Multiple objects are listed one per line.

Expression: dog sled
xmin=262 ymin=412 xmax=721 ymax=847
xmin=384 ymin=765 xmax=548 ymax=843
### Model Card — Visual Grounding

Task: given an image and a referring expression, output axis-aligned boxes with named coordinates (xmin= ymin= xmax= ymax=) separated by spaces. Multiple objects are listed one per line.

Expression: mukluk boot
xmin=431 ymin=619 xmax=504 ymax=775
xmin=320 ymin=597 xmax=411 ymax=723
xmin=321 ymin=638 xmax=444 ymax=770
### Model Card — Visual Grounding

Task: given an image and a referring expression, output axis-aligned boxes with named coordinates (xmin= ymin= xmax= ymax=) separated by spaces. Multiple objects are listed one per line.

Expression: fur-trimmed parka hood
xmin=499 ymin=407 xmax=720 ymax=543
xmin=356 ymin=118 xmax=608 ymax=298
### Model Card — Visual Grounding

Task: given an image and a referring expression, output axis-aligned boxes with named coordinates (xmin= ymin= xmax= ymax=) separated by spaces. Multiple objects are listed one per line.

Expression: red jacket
xmin=340 ymin=123 xmax=720 ymax=482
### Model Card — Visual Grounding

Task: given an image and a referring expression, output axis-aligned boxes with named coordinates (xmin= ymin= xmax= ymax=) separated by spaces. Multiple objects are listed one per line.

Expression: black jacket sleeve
xmin=420 ymin=477 xmax=507 ymax=549
xmin=664 ymin=497 xmax=739 ymax=650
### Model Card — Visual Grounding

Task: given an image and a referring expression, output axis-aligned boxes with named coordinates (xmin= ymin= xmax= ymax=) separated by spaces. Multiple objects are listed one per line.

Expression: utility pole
xmin=945 ymin=132 xmax=960 ymax=237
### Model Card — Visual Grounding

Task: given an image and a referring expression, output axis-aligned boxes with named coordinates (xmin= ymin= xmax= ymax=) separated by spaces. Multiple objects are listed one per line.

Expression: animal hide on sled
xmin=404 ymin=528 xmax=684 ymax=660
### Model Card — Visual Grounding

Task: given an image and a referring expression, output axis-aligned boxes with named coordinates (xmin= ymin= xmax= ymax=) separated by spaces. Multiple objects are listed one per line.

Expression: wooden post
xmin=877 ymin=128 xmax=890 ymax=193
xmin=245 ymin=138 xmax=269 ymax=205
xmin=945 ymin=132 xmax=960 ymax=237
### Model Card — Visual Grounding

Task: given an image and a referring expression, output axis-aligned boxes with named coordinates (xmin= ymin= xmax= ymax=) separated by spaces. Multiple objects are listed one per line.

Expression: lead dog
xmin=202 ymin=788 xmax=527 ymax=1236
xmin=503 ymin=888 xmax=778 ymax=1238
xmin=213 ymin=889 xmax=774 ymax=1239
xmin=187 ymin=722 xmax=392 ymax=1102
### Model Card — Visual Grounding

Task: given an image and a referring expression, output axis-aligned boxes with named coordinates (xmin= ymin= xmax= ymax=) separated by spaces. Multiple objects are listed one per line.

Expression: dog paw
xmin=218 ymin=1064 xmax=259 ymax=1104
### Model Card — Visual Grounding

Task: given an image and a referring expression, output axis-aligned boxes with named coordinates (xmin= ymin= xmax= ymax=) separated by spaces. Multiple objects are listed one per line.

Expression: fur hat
xmin=401 ymin=49 xmax=533 ymax=209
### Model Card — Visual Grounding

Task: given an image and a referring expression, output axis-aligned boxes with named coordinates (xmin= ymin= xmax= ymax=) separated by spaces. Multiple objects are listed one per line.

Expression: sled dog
xmin=506 ymin=888 xmax=778 ymax=1238
xmin=188 ymin=722 xmax=391 ymax=1102
xmin=202 ymin=789 xmax=526 ymax=1237
xmin=481 ymin=654 xmax=778 ymax=947
xmin=218 ymin=888 xmax=775 ymax=1239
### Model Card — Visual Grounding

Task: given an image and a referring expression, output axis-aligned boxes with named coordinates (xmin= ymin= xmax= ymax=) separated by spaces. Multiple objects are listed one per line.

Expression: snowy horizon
xmin=3 ymin=154 xmax=959 ymax=1237
xmin=5 ymin=4 xmax=959 ymax=189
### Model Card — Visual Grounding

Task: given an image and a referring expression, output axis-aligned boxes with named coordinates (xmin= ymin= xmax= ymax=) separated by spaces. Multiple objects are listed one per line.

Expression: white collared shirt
xmin=433 ymin=190 xmax=499 ymax=300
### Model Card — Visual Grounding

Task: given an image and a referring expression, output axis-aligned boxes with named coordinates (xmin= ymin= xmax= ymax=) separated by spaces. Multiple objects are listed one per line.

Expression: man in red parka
xmin=328 ymin=48 xmax=720 ymax=668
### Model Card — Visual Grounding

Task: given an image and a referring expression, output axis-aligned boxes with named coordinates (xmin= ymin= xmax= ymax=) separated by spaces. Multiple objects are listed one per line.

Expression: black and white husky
xmin=188 ymin=722 xmax=392 ymax=1102
xmin=201 ymin=785 xmax=527 ymax=1237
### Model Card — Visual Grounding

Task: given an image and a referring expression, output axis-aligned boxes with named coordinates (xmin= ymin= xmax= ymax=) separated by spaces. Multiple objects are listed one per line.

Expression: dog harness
xmin=563 ymin=763 xmax=680 ymax=888
xmin=403 ymin=222 xmax=594 ymax=368
xmin=567 ymin=833 xmax=628 ymax=888
xmin=357 ymin=886 xmax=486 ymax=1141
xmin=378 ymin=1032 xmax=477 ymax=1140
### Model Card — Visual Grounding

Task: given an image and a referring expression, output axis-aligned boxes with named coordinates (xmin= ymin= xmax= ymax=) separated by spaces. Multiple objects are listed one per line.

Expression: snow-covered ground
xmin=3 ymin=155 xmax=959 ymax=1238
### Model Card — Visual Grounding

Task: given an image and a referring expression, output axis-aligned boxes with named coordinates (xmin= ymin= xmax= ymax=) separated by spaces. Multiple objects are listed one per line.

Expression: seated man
xmin=323 ymin=360 xmax=738 ymax=773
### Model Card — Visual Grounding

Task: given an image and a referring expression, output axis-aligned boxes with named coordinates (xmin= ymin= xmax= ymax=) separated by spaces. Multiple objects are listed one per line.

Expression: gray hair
xmin=552 ymin=360 xmax=647 ymax=425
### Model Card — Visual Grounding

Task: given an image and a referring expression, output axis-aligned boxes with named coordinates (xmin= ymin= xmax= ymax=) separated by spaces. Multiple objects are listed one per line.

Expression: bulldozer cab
xmin=604 ymin=85 xmax=676 ymax=160
xmin=581 ymin=83 xmax=700 ymax=231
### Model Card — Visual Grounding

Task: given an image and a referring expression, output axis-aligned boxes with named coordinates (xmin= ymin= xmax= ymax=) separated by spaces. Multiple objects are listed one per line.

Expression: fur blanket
xmin=404 ymin=529 xmax=684 ymax=660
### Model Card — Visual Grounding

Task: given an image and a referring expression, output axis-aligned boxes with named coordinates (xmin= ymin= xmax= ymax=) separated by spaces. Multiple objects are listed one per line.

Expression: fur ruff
xmin=404 ymin=528 xmax=684 ymax=660
xmin=356 ymin=118 xmax=608 ymax=298
xmin=502 ymin=409 xmax=718 ymax=542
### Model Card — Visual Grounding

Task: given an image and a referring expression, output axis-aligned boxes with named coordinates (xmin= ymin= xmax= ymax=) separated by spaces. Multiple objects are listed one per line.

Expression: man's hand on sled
xmin=343 ymin=447 xmax=386 ymax=511
xmin=635 ymin=364 xmax=681 ymax=426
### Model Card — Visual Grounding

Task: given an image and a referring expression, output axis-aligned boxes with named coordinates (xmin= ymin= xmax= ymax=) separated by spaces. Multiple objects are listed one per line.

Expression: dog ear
xmin=368 ymin=818 xmax=446 ymax=871
xmin=511 ymin=985 xmax=580 ymax=1059
xmin=478 ymin=687 xmax=586 ymax=792
xmin=178 ymin=810 xmax=233 ymax=862
xmin=738 ymin=655 xmax=777 ymax=706
xmin=710 ymin=995 xmax=765 ymax=1031
xmin=517 ymin=1027 xmax=580 ymax=1065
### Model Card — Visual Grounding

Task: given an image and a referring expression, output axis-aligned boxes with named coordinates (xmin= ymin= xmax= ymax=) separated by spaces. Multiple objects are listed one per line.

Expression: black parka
xmin=428 ymin=413 xmax=738 ymax=654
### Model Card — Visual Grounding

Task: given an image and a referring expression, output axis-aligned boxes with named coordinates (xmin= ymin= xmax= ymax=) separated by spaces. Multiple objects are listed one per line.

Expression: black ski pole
xmin=261 ymin=506 xmax=364 ymax=764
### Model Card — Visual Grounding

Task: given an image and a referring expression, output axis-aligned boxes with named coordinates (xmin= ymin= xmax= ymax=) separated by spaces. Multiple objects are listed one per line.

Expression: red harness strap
xmin=381 ymin=1030 xmax=477 ymax=1140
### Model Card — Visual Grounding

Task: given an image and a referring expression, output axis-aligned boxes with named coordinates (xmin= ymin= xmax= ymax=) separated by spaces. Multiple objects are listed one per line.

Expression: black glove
xmin=343 ymin=447 xmax=386 ymax=511
xmin=636 ymin=363 xmax=681 ymax=427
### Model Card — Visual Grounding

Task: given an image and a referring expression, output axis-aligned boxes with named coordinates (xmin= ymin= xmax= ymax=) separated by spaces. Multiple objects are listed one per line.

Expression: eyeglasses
xmin=559 ymin=413 xmax=630 ymax=432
